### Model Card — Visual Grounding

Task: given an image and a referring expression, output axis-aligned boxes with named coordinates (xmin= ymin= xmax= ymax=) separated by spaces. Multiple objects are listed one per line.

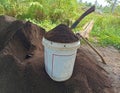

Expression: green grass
xmin=0 ymin=0 xmax=120 ymax=49
xmin=90 ymin=14 xmax=120 ymax=49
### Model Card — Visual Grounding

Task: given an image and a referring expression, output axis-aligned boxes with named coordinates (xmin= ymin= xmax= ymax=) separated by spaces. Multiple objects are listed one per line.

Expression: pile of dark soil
xmin=0 ymin=15 xmax=16 ymax=32
xmin=0 ymin=55 xmax=29 ymax=93
xmin=0 ymin=15 xmax=114 ymax=93
xmin=44 ymin=24 xmax=79 ymax=43
xmin=0 ymin=20 xmax=45 ymax=61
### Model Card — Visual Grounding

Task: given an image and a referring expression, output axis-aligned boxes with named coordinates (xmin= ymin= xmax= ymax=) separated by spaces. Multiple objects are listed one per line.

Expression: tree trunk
xmin=111 ymin=0 xmax=117 ymax=13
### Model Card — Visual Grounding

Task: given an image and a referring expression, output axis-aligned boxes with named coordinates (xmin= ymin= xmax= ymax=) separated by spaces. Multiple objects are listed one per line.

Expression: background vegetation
xmin=0 ymin=0 xmax=120 ymax=49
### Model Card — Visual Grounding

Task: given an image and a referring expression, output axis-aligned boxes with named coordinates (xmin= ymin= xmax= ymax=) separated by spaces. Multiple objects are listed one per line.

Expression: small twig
xmin=76 ymin=33 xmax=106 ymax=64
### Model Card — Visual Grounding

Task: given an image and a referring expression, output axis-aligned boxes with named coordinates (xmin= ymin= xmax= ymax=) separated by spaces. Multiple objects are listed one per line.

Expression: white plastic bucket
xmin=42 ymin=37 xmax=80 ymax=81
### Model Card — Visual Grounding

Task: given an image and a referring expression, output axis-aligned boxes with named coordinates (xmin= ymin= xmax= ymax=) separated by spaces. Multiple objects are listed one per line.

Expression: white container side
xmin=42 ymin=37 xmax=80 ymax=81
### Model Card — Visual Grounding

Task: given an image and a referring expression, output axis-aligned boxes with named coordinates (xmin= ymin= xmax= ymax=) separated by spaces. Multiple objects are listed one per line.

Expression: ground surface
xmin=97 ymin=46 xmax=120 ymax=93
xmin=83 ymin=45 xmax=120 ymax=93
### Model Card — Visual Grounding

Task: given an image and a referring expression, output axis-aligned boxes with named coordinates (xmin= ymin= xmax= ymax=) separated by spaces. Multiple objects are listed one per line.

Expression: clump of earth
xmin=44 ymin=24 xmax=79 ymax=43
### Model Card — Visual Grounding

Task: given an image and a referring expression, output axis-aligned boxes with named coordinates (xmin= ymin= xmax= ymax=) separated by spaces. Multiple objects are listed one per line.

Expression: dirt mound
xmin=0 ymin=15 xmax=114 ymax=93
xmin=0 ymin=55 xmax=29 ymax=93
xmin=24 ymin=46 xmax=113 ymax=93
xmin=0 ymin=15 xmax=16 ymax=32
xmin=1 ymin=20 xmax=45 ymax=61
xmin=44 ymin=24 xmax=79 ymax=43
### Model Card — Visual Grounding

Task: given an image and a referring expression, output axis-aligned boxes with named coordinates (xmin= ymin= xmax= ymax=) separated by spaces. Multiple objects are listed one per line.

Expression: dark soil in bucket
xmin=44 ymin=24 xmax=79 ymax=43
xmin=0 ymin=15 xmax=114 ymax=93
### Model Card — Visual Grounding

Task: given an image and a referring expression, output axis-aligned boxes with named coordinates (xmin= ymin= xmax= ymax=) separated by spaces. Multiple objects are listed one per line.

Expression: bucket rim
xmin=43 ymin=37 xmax=80 ymax=44
xmin=42 ymin=37 xmax=80 ymax=50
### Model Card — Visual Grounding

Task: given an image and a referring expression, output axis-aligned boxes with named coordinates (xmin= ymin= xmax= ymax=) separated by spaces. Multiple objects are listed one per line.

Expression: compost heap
xmin=0 ymin=15 xmax=114 ymax=93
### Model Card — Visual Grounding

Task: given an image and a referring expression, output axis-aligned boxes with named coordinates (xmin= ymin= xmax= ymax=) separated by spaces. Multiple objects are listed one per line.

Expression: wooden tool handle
xmin=71 ymin=6 xmax=95 ymax=29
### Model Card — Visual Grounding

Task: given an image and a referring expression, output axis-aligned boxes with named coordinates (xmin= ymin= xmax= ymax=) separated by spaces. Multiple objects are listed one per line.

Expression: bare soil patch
xmin=96 ymin=46 xmax=120 ymax=93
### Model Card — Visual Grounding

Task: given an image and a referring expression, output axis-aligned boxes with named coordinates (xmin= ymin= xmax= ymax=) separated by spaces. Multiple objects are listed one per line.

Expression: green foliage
xmin=91 ymin=14 xmax=120 ymax=49
xmin=0 ymin=0 xmax=28 ymax=17
xmin=23 ymin=2 xmax=46 ymax=20
xmin=114 ymin=5 xmax=120 ymax=14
